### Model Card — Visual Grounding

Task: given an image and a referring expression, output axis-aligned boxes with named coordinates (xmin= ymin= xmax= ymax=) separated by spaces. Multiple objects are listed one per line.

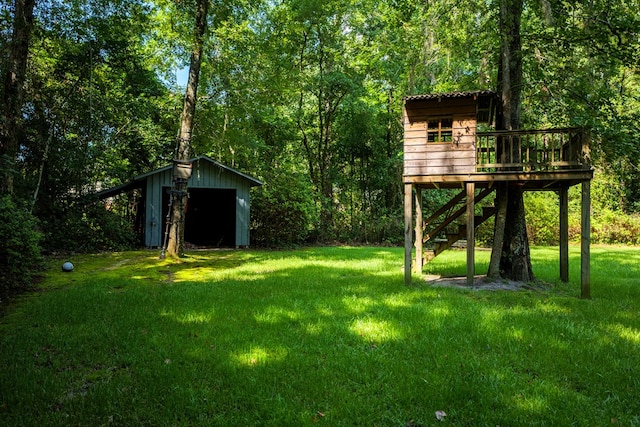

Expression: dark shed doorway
xmin=162 ymin=187 xmax=237 ymax=247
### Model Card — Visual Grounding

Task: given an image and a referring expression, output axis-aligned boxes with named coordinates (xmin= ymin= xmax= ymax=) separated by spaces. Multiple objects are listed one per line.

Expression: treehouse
xmin=403 ymin=90 xmax=593 ymax=297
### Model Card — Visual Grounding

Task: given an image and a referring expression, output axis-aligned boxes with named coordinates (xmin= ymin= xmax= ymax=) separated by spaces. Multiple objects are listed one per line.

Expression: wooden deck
xmin=403 ymin=128 xmax=593 ymax=298
xmin=404 ymin=128 xmax=592 ymax=187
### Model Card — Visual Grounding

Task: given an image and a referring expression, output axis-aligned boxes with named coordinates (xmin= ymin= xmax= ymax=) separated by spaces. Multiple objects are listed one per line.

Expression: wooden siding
xmin=403 ymin=98 xmax=478 ymax=176
xmin=144 ymin=158 xmax=254 ymax=247
xmin=402 ymin=96 xmax=591 ymax=184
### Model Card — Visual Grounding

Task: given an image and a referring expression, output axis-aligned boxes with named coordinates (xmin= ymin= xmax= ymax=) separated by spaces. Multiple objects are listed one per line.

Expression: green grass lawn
xmin=1 ymin=246 xmax=639 ymax=426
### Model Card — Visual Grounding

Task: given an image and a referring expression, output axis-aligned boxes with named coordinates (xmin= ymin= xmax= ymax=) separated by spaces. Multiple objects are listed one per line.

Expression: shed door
xmin=162 ymin=187 xmax=237 ymax=247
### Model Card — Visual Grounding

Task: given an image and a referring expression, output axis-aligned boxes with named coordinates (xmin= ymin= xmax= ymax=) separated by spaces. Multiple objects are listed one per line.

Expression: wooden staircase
xmin=423 ymin=187 xmax=496 ymax=262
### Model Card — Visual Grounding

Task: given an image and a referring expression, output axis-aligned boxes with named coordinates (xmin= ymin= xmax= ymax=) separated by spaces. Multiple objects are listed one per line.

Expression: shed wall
xmin=144 ymin=159 xmax=253 ymax=247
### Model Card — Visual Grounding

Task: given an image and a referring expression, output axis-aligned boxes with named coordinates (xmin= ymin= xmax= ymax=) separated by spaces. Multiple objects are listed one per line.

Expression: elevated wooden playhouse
xmin=402 ymin=90 xmax=593 ymax=297
xmin=98 ymin=155 xmax=262 ymax=248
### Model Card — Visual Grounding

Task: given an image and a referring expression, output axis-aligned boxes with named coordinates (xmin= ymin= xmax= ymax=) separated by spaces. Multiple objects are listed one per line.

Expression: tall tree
xmin=163 ymin=0 xmax=208 ymax=258
xmin=24 ymin=0 xmax=172 ymax=211
xmin=488 ymin=0 xmax=534 ymax=281
xmin=0 ymin=0 xmax=35 ymax=195
xmin=522 ymin=0 xmax=640 ymax=210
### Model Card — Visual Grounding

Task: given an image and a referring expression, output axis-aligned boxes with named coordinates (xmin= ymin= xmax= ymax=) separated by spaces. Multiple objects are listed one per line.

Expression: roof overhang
xmin=404 ymin=90 xmax=498 ymax=124
xmin=96 ymin=155 xmax=263 ymax=200
xmin=404 ymin=90 xmax=498 ymax=102
xmin=95 ymin=179 xmax=145 ymax=199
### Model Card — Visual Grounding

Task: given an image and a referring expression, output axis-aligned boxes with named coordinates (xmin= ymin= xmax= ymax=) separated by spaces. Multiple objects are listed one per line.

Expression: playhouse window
xmin=427 ymin=117 xmax=453 ymax=143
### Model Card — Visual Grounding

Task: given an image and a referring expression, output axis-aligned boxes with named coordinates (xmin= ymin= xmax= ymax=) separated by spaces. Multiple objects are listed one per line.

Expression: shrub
xmin=251 ymin=174 xmax=318 ymax=247
xmin=333 ymin=208 xmax=404 ymax=245
xmin=592 ymin=208 xmax=640 ymax=245
xmin=525 ymin=192 xmax=559 ymax=245
xmin=523 ymin=172 xmax=640 ymax=246
xmin=40 ymin=199 xmax=137 ymax=253
xmin=0 ymin=195 xmax=44 ymax=299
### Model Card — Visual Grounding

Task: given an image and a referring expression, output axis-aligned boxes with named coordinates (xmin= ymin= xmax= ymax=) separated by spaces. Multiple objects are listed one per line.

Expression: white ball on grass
xmin=62 ymin=262 xmax=74 ymax=272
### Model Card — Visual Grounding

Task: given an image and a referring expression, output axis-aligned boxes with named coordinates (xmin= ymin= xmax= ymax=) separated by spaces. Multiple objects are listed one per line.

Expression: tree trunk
xmin=498 ymin=0 xmax=522 ymax=131
xmin=163 ymin=0 xmax=208 ymax=258
xmin=0 ymin=0 xmax=35 ymax=195
xmin=487 ymin=183 xmax=507 ymax=278
xmin=488 ymin=0 xmax=534 ymax=282
xmin=500 ymin=183 xmax=534 ymax=280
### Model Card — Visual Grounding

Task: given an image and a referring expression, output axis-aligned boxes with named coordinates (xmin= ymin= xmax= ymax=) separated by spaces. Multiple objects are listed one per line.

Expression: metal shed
xmin=98 ymin=156 xmax=262 ymax=248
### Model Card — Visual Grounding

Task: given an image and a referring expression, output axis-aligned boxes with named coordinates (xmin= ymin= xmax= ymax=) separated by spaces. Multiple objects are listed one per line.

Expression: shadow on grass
xmin=1 ymin=246 xmax=639 ymax=425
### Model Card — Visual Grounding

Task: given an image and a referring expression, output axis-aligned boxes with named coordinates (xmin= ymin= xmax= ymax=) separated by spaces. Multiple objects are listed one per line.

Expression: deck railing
xmin=475 ymin=128 xmax=590 ymax=172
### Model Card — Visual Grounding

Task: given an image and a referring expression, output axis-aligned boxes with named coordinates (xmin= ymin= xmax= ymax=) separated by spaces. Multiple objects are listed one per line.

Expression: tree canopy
xmin=1 ymin=0 xmax=639 ymax=256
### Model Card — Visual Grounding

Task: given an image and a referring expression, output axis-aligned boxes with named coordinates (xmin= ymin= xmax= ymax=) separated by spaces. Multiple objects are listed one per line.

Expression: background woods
xmin=1 ymin=0 xmax=639 ymax=290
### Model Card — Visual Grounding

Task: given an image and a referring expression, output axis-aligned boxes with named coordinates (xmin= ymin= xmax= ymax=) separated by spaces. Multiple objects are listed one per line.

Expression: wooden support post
xmin=414 ymin=187 xmax=423 ymax=274
xmin=581 ymin=180 xmax=591 ymax=299
xmin=559 ymin=186 xmax=569 ymax=282
xmin=466 ymin=182 xmax=475 ymax=286
xmin=404 ymin=183 xmax=413 ymax=285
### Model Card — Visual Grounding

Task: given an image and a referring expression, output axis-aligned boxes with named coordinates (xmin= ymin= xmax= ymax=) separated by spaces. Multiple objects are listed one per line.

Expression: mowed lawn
xmin=1 ymin=246 xmax=639 ymax=426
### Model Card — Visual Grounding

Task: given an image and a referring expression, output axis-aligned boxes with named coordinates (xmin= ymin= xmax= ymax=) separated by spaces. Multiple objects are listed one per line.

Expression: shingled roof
xmin=96 ymin=155 xmax=262 ymax=199
xmin=404 ymin=90 xmax=497 ymax=102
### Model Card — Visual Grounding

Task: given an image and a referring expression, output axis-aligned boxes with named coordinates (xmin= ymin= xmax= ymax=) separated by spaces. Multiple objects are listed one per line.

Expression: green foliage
xmin=40 ymin=199 xmax=136 ymax=253
xmin=333 ymin=207 xmax=404 ymax=245
xmin=521 ymin=0 xmax=640 ymax=209
xmin=525 ymin=192 xmax=560 ymax=245
xmin=592 ymin=209 xmax=640 ymax=245
xmin=2 ymin=0 xmax=640 ymax=250
xmin=0 ymin=196 xmax=43 ymax=298
xmin=250 ymin=174 xmax=318 ymax=247
xmin=3 ymin=0 xmax=177 ymax=256
xmin=524 ymin=170 xmax=640 ymax=246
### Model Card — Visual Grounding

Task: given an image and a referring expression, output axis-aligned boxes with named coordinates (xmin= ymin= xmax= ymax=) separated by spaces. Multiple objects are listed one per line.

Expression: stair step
xmin=452 ymin=239 xmax=467 ymax=248
xmin=423 ymin=189 xmax=496 ymax=264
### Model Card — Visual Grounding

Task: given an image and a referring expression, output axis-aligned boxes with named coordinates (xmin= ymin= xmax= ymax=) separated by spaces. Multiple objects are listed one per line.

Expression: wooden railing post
xmin=404 ymin=183 xmax=413 ymax=285
xmin=466 ymin=182 xmax=475 ymax=286
xmin=476 ymin=128 xmax=590 ymax=172
xmin=582 ymin=130 xmax=591 ymax=167
xmin=581 ymin=180 xmax=591 ymax=299
xmin=414 ymin=188 xmax=423 ymax=274
xmin=560 ymin=186 xmax=569 ymax=282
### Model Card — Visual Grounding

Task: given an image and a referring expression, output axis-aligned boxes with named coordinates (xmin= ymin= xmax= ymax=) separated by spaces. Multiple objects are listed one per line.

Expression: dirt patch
xmin=425 ymin=274 xmax=547 ymax=291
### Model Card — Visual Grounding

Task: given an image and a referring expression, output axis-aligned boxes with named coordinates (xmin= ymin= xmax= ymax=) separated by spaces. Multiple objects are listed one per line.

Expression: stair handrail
xmin=424 ymin=186 xmax=495 ymax=243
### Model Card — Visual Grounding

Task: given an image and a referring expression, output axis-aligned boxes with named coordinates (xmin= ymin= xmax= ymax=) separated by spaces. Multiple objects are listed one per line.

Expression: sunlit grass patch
xmin=1 ymin=246 xmax=639 ymax=426
xmin=350 ymin=318 xmax=403 ymax=343
xmin=230 ymin=345 xmax=289 ymax=367
xmin=341 ymin=294 xmax=377 ymax=314
xmin=607 ymin=323 xmax=640 ymax=344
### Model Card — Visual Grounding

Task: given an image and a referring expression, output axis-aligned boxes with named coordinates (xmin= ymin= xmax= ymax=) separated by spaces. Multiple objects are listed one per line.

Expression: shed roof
xmin=96 ymin=155 xmax=262 ymax=199
xmin=404 ymin=90 xmax=497 ymax=102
